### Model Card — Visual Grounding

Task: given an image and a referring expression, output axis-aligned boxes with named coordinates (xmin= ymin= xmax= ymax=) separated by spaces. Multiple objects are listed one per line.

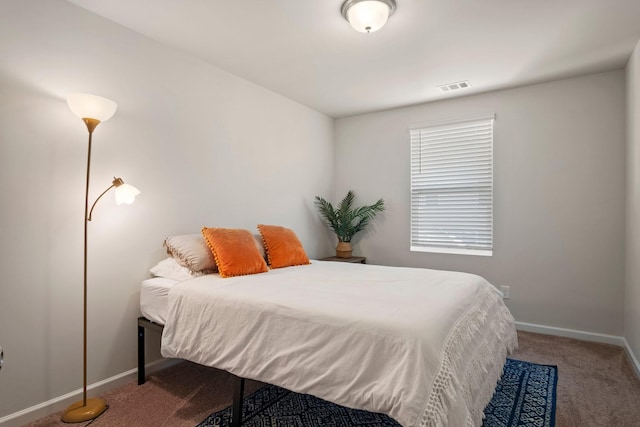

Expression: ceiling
xmin=66 ymin=0 xmax=640 ymax=118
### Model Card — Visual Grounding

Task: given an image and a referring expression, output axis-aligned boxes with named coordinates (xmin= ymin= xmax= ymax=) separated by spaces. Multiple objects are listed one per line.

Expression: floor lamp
xmin=62 ymin=93 xmax=140 ymax=423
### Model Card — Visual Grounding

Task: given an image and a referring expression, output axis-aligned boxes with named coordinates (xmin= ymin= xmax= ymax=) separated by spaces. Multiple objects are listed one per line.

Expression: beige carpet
xmin=512 ymin=331 xmax=640 ymax=426
xmin=23 ymin=331 xmax=640 ymax=427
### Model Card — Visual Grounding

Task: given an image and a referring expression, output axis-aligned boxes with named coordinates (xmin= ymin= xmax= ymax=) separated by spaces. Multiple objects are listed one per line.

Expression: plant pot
xmin=336 ymin=241 xmax=352 ymax=258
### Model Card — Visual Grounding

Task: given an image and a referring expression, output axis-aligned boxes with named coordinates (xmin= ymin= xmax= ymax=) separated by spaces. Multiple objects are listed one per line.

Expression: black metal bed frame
xmin=137 ymin=316 xmax=246 ymax=427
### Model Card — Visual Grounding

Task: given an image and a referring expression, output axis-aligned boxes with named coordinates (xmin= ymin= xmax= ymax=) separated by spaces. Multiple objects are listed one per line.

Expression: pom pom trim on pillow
xmin=257 ymin=224 xmax=310 ymax=269
xmin=202 ymin=227 xmax=269 ymax=278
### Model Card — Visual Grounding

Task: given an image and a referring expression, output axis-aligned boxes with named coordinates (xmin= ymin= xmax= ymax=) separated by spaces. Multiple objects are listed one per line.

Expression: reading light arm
xmin=88 ymin=177 xmax=124 ymax=221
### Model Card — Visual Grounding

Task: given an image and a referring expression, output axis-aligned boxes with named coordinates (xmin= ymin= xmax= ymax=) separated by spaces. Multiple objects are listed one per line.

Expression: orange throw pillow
xmin=202 ymin=227 xmax=268 ymax=278
xmin=257 ymin=224 xmax=310 ymax=269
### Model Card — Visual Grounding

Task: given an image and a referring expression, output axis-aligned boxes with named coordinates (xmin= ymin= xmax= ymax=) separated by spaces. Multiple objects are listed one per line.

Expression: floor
xmin=22 ymin=331 xmax=640 ymax=427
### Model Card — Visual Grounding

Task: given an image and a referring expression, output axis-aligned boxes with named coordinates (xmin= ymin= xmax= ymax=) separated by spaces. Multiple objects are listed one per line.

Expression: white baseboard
xmin=515 ymin=321 xmax=626 ymax=346
xmin=623 ymin=338 xmax=640 ymax=380
xmin=515 ymin=321 xmax=640 ymax=380
xmin=0 ymin=358 xmax=180 ymax=427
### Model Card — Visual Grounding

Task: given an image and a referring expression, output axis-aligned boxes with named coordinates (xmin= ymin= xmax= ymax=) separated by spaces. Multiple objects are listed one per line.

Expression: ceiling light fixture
xmin=341 ymin=0 xmax=396 ymax=34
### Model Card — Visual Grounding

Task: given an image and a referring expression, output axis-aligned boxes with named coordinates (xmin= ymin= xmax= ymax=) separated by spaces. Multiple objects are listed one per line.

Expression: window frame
xmin=409 ymin=114 xmax=495 ymax=257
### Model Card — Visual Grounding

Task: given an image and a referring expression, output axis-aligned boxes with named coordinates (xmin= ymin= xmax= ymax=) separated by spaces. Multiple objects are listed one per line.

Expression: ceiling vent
xmin=438 ymin=81 xmax=471 ymax=93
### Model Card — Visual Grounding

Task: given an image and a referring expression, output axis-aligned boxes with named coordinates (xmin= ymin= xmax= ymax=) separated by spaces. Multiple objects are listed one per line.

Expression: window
xmin=410 ymin=114 xmax=494 ymax=256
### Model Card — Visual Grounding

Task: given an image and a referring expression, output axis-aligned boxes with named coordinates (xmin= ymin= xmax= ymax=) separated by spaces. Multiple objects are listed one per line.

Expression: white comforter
xmin=161 ymin=261 xmax=517 ymax=427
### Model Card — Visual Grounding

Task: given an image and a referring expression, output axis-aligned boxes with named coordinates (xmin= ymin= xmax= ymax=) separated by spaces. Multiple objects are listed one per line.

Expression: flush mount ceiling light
xmin=341 ymin=0 xmax=397 ymax=33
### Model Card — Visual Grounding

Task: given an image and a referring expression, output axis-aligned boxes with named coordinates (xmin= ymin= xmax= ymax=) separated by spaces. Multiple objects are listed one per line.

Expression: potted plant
xmin=314 ymin=190 xmax=385 ymax=258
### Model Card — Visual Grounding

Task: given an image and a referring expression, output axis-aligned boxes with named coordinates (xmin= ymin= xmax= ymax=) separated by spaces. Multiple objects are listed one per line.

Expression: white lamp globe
xmin=114 ymin=183 xmax=140 ymax=205
xmin=67 ymin=93 xmax=117 ymax=122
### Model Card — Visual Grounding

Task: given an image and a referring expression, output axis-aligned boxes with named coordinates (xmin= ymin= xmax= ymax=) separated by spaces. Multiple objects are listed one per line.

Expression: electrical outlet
xmin=500 ymin=286 xmax=510 ymax=300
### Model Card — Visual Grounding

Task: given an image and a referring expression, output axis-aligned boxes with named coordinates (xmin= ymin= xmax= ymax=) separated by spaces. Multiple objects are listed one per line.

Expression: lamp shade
xmin=114 ymin=183 xmax=140 ymax=205
xmin=342 ymin=0 xmax=396 ymax=33
xmin=67 ymin=93 xmax=117 ymax=122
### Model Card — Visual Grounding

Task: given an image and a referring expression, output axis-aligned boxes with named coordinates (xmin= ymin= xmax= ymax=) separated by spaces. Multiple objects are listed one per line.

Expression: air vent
xmin=438 ymin=81 xmax=471 ymax=93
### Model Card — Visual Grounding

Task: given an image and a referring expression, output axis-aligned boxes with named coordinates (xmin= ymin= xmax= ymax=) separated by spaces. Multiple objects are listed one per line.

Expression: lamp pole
xmin=82 ymin=119 xmax=99 ymax=407
xmin=61 ymin=118 xmax=109 ymax=423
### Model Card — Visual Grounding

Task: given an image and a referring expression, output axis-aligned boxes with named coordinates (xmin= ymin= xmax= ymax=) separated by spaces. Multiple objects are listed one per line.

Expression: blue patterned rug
xmin=197 ymin=359 xmax=557 ymax=427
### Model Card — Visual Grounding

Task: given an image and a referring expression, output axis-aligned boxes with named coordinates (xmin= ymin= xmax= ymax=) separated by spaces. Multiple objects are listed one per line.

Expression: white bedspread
xmin=161 ymin=261 xmax=517 ymax=427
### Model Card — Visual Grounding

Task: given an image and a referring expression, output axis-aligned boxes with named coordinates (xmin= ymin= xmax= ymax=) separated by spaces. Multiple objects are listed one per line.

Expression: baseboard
xmin=515 ymin=321 xmax=626 ymax=346
xmin=622 ymin=338 xmax=640 ymax=380
xmin=0 ymin=358 xmax=180 ymax=427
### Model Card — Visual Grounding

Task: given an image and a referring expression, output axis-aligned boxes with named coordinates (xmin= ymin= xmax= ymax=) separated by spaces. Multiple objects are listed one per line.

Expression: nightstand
xmin=319 ymin=256 xmax=366 ymax=264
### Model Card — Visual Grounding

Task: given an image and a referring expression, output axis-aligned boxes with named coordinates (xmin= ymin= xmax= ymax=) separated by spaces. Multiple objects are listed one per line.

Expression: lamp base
xmin=61 ymin=398 xmax=107 ymax=423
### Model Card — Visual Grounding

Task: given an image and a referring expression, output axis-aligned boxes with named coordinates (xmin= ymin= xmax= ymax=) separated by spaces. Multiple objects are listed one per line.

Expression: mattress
xmin=161 ymin=261 xmax=517 ymax=427
xmin=140 ymin=277 xmax=179 ymax=325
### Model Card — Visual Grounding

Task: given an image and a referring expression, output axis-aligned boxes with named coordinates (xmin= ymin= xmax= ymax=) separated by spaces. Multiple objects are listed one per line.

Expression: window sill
xmin=410 ymin=246 xmax=492 ymax=257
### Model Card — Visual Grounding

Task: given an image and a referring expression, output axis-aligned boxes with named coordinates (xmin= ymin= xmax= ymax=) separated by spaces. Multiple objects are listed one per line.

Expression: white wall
xmin=0 ymin=0 xmax=334 ymax=420
xmin=626 ymin=41 xmax=640 ymax=365
xmin=335 ymin=71 xmax=626 ymax=336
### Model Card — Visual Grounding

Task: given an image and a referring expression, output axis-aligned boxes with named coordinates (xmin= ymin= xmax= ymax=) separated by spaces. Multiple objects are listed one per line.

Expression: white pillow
xmin=149 ymin=257 xmax=200 ymax=282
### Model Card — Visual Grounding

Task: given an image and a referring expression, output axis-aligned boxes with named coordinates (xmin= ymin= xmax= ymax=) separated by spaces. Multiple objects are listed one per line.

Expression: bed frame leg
xmin=231 ymin=375 xmax=245 ymax=427
xmin=138 ymin=323 xmax=145 ymax=385
xmin=137 ymin=317 xmax=164 ymax=386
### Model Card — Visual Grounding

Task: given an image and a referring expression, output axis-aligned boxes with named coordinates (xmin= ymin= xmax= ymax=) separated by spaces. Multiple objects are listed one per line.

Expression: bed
xmin=147 ymin=260 xmax=517 ymax=427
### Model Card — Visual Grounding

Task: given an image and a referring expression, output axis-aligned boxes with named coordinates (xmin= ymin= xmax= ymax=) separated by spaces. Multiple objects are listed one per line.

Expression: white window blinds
xmin=410 ymin=115 xmax=494 ymax=256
